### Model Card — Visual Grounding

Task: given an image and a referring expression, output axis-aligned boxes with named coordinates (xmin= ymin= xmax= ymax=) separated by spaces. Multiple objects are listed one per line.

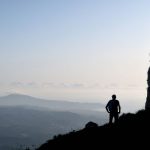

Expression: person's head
xmin=112 ymin=94 xmax=116 ymax=100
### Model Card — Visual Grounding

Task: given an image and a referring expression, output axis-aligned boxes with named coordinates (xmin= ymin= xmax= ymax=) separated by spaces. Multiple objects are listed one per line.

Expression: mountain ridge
xmin=0 ymin=94 xmax=104 ymax=111
xmin=0 ymin=94 xmax=107 ymax=150
xmin=0 ymin=105 xmax=107 ymax=150
xmin=36 ymin=109 xmax=150 ymax=149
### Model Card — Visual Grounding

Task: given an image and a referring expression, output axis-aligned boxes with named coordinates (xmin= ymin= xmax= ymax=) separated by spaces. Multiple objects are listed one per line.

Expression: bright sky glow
xmin=0 ymin=0 xmax=150 ymax=112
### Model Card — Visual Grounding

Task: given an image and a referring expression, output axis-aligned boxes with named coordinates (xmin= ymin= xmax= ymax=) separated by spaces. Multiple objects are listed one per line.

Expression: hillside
xmin=0 ymin=106 xmax=106 ymax=150
xmin=37 ymin=109 xmax=150 ymax=149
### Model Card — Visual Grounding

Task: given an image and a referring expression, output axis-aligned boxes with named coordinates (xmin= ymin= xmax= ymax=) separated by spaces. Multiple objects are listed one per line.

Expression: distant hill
xmin=0 ymin=106 xmax=105 ymax=150
xmin=0 ymin=94 xmax=104 ymax=111
xmin=37 ymin=109 xmax=150 ymax=149
xmin=0 ymin=94 xmax=107 ymax=150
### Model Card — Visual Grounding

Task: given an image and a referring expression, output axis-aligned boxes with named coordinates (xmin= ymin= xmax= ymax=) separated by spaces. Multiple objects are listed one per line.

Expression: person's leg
xmin=114 ymin=113 xmax=119 ymax=123
xmin=109 ymin=113 xmax=113 ymax=124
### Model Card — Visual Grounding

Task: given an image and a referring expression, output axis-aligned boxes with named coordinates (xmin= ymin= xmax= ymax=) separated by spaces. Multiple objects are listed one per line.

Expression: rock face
xmin=145 ymin=67 xmax=150 ymax=109
xmin=85 ymin=121 xmax=98 ymax=128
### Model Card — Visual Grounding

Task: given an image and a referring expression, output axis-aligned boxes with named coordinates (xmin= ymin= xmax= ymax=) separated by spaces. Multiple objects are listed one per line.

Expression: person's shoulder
xmin=115 ymin=99 xmax=120 ymax=103
xmin=108 ymin=100 xmax=113 ymax=103
xmin=106 ymin=100 xmax=111 ymax=104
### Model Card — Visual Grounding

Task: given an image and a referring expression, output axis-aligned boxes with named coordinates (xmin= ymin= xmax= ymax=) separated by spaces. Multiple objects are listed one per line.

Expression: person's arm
xmin=105 ymin=102 xmax=110 ymax=113
xmin=118 ymin=102 xmax=121 ymax=113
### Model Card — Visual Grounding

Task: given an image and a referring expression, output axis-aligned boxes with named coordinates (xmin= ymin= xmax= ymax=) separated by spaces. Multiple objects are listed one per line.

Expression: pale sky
xmin=0 ymin=0 xmax=150 ymax=112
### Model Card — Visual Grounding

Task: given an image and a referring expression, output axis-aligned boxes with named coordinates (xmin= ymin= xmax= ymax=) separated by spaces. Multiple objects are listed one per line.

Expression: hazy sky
xmin=0 ymin=0 xmax=150 ymax=112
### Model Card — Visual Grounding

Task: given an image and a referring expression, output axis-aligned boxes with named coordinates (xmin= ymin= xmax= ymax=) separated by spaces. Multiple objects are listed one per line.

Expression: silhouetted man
xmin=105 ymin=94 xmax=121 ymax=124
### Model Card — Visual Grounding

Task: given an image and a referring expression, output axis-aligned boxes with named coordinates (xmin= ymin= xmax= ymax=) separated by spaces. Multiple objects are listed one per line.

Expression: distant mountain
xmin=0 ymin=94 xmax=104 ymax=111
xmin=37 ymin=109 xmax=150 ymax=150
xmin=0 ymin=106 xmax=90 ymax=150
xmin=0 ymin=94 xmax=107 ymax=150
xmin=0 ymin=105 xmax=107 ymax=150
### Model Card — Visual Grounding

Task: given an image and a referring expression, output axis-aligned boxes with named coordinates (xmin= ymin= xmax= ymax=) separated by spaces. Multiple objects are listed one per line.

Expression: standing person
xmin=105 ymin=94 xmax=121 ymax=124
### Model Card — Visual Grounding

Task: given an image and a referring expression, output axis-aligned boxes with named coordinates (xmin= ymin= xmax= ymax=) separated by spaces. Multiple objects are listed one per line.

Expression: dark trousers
xmin=109 ymin=112 xmax=119 ymax=124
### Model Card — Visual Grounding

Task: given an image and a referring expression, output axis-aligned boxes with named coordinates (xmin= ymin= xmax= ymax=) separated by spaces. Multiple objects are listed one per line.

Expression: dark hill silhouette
xmin=37 ymin=109 xmax=150 ymax=149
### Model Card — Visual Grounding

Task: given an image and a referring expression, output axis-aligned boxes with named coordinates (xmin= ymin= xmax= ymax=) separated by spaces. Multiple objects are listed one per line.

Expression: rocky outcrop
xmin=145 ymin=67 xmax=150 ymax=109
